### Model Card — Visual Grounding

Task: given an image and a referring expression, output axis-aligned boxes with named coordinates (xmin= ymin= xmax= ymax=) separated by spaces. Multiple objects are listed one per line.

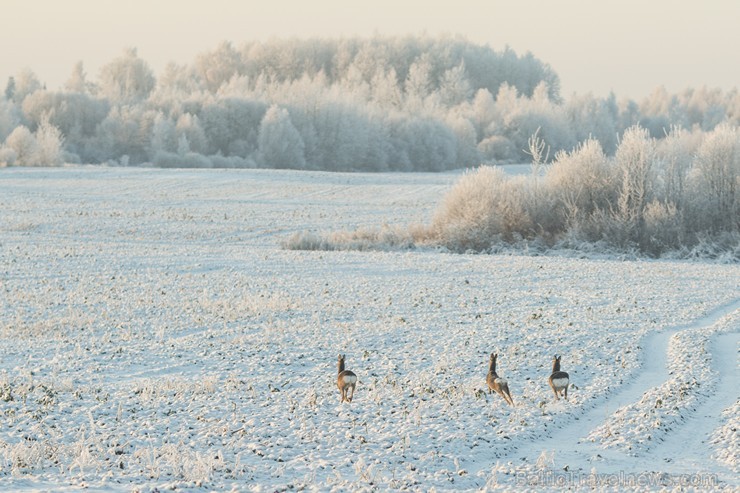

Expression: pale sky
xmin=2 ymin=0 xmax=738 ymax=100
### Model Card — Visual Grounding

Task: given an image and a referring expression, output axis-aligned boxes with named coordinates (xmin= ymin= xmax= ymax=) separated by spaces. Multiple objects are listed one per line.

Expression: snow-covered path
xmin=496 ymin=298 xmax=740 ymax=489
xmin=652 ymin=330 xmax=738 ymax=476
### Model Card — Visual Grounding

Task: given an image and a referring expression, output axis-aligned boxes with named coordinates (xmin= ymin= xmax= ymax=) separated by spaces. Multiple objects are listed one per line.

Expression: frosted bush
xmin=0 ymin=147 xmax=17 ymax=166
xmin=282 ymin=224 xmax=416 ymax=252
xmin=541 ymin=138 xmax=616 ymax=240
xmin=4 ymin=125 xmax=38 ymax=165
xmin=430 ymin=166 xmax=531 ymax=251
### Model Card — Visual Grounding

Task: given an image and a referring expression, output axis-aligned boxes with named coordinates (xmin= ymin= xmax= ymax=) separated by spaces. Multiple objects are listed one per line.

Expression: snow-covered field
xmin=0 ymin=166 xmax=738 ymax=492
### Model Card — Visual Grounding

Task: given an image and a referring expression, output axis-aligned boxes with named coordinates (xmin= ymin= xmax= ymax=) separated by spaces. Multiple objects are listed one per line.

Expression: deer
xmin=337 ymin=354 xmax=357 ymax=403
xmin=548 ymin=355 xmax=570 ymax=400
xmin=486 ymin=353 xmax=514 ymax=406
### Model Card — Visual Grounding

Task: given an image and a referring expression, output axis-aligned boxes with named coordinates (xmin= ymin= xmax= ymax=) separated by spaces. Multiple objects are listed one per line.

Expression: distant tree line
xmin=1 ymin=36 xmax=739 ymax=170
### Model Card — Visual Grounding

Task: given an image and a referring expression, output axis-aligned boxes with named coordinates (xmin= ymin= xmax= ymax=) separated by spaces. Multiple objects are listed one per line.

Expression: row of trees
xmin=285 ymin=124 xmax=739 ymax=259
xmin=1 ymin=36 xmax=740 ymax=170
xmin=429 ymin=124 xmax=739 ymax=257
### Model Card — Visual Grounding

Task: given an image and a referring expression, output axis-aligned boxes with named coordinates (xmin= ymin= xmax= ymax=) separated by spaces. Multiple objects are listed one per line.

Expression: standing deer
xmin=486 ymin=353 xmax=514 ymax=406
xmin=548 ymin=355 xmax=570 ymax=400
xmin=337 ymin=354 xmax=357 ymax=403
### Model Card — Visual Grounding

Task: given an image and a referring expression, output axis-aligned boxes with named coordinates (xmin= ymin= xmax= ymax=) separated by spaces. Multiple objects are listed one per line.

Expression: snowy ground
xmin=0 ymin=166 xmax=738 ymax=492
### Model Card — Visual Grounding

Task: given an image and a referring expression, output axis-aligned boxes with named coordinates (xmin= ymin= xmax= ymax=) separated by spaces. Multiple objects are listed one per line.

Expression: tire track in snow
xmin=649 ymin=330 xmax=738 ymax=477
xmin=497 ymin=298 xmax=740 ymax=480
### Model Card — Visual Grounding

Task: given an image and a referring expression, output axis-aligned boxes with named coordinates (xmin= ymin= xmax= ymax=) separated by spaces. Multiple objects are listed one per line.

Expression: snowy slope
xmin=0 ymin=166 xmax=737 ymax=492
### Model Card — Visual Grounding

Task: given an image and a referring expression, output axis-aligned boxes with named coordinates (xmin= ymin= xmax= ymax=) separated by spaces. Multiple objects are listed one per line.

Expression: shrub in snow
xmin=282 ymin=224 xmax=417 ymax=252
xmin=0 ymin=146 xmax=17 ymax=166
xmin=430 ymin=166 xmax=531 ymax=251
xmin=1 ymin=118 xmax=65 ymax=167
xmin=543 ymin=138 xmax=616 ymax=241
xmin=4 ymin=125 xmax=38 ymax=165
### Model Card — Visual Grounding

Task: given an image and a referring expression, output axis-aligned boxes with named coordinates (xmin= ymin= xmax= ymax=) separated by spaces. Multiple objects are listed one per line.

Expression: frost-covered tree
xmin=4 ymin=125 xmax=38 ymax=164
xmin=545 ymin=138 xmax=615 ymax=239
xmin=10 ymin=69 xmax=42 ymax=103
xmin=438 ymin=62 xmax=471 ymax=107
xmin=94 ymin=106 xmax=154 ymax=163
xmin=498 ymin=82 xmax=574 ymax=161
xmin=195 ymin=41 xmax=244 ymax=93
xmin=1 ymin=118 xmax=63 ymax=166
xmin=311 ymin=101 xmax=368 ymax=171
xmin=257 ymin=105 xmax=306 ymax=169
xmin=447 ymin=114 xmax=479 ymax=167
xmin=565 ymin=93 xmax=618 ymax=154
xmin=199 ymin=98 xmax=268 ymax=157
xmin=404 ymin=54 xmax=434 ymax=108
xmin=99 ymin=48 xmax=155 ymax=102
xmin=65 ymin=61 xmax=89 ymax=94
xmin=654 ymin=126 xmax=700 ymax=210
xmin=21 ymin=90 xmax=109 ymax=160
xmin=4 ymin=77 xmax=15 ymax=101
xmin=34 ymin=115 xmax=65 ymax=165
xmin=175 ymin=113 xmax=207 ymax=155
xmin=150 ymin=113 xmax=177 ymax=157
xmin=612 ymin=126 xmax=656 ymax=245
xmin=689 ymin=124 xmax=740 ymax=232
xmin=152 ymin=62 xmax=202 ymax=101
xmin=8 ymin=34 xmax=740 ymax=177
xmin=467 ymin=88 xmax=497 ymax=141
xmin=370 ymin=67 xmax=402 ymax=109
xmin=402 ymin=117 xmax=457 ymax=171
xmin=0 ymin=99 xmax=20 ymax=142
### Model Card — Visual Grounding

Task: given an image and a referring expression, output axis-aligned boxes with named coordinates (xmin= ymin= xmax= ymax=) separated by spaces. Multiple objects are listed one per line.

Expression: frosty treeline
xmin=428 ymin=125 xmax=740 ymax=257
xmin=285 ymin=125 xmax=740 ymax=259
xmin=1 ymin=36 xmax=739 ymax=170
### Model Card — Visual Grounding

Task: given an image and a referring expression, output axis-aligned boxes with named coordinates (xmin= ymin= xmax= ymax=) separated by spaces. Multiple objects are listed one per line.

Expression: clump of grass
xmin=282 ymin=224 xmax=426 ymax=252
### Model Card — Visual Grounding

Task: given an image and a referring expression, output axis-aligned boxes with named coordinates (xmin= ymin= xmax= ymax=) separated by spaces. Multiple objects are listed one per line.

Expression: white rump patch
xmin=342 ymin=375 xmax=358 ymax=385
xmin=495 ymin=378 xmax=507 ymax=385
xmin=551 ymin=377 xmax=569 ymax=388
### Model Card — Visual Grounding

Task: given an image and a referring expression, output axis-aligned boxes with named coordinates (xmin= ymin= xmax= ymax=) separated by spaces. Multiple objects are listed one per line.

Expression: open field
xmin=0 ymin=166 xmax=738 ymax=491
